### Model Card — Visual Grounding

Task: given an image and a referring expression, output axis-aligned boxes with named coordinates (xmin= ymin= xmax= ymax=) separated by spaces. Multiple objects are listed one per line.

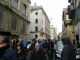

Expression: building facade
xmin=50 ymin=25 xmax=57 ymax=40
xmin=0 ymin=0 xmax=31 ymax=39
xmin=30 ymin=4 xmax=50 ymax=39
xmin=68 ymin=0 xmax=80 ymax=47
xmin=74 ymin=0 xmax=80 ymax=37
xmin=62 ymin=8 xmax=75 ymax=40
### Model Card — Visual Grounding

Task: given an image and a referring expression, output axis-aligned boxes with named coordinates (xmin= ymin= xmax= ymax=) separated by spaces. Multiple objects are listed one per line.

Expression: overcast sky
xmin=31 ymin=0 xmax=69 ymax=34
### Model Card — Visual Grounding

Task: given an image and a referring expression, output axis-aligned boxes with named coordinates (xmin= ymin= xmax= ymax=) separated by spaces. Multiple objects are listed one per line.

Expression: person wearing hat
xmin=0 ymin=31 xmax=18 ymax=60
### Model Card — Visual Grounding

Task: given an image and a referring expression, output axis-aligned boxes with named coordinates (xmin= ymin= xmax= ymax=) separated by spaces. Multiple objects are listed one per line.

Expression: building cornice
xmin=0 ymin=3 xmax=30 ymax=23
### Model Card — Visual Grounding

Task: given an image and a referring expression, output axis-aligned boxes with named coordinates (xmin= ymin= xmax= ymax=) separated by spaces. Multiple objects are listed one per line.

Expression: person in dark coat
xmin=47 ymin=39 xmax=54 ymax=60
xmin=30 ymin=42 xmax=46 ymax=60
xmin=61 ymin=36 xmax=76 ymax=60
xmin=16 ymin=43 xmax=26 ymax=60
xmin=0 ymin=31 xmax=18 ymax=60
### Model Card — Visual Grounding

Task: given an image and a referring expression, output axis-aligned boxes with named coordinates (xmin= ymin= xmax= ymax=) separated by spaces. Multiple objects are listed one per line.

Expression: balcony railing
xmin=64 ymin=19 xmax=72 ymax=24
xmin=0 ymin=0 xmax=9 ymax=7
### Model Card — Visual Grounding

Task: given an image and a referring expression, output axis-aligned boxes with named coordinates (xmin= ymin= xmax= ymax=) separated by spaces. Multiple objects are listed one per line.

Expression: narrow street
xmin=0 ymin=0 xmax=80 ymax=60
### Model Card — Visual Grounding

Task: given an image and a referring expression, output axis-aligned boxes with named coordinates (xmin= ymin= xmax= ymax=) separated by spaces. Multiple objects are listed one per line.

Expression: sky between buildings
xmin=31 ymin=0 xmax=69 ymax=34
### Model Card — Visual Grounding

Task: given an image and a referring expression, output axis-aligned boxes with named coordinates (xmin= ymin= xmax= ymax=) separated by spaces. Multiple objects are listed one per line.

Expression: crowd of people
xmin=0 ymin=32 xmax=54 ymax=60
xmin=0 ymin=31 xmax=79 ymax=60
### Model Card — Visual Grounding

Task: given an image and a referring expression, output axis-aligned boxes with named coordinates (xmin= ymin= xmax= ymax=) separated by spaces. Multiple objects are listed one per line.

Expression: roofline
xmin=30 ymin=6 xmax=50 ymax=23
xmin=41 ymin=7 xmax=50 ymax=23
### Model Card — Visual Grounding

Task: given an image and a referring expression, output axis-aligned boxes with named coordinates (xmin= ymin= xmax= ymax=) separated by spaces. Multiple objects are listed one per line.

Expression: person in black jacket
xmin=30 ymin=42 xmax=46 ymax=60
xmin=16 ymin=43 xmax=26 ymax=60
xmin=61 ymin=36 xmax=76 ymax=60
xmin=0 ymin=31 xmax=18 ymax=60
xmin=47 ymin=39 xmax=54 ymax=60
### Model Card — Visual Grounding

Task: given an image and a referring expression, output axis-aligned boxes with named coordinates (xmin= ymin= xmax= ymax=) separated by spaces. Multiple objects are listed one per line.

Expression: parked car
xmin=55 ymin=41 xmax=80 ymax=60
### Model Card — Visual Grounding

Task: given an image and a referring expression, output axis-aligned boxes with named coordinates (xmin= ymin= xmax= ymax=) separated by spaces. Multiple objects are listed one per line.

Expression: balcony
xmin=0 ymin=0 xmax=9 ymax=7
xmin=64 ymin=19 xmax=72 ymax=25
xmin=68 ymin=5 xmax=75 ymax=19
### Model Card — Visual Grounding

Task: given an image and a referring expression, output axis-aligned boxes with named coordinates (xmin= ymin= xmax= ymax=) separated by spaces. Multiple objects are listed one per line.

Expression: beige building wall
xmin=66 ymin=25 xmax=73 ymax=32
xmin=30 ymin=5 xmax=50 ymax=39
xmin=45 ymin=16 xmax=50 ymax=39
xmin=0 ymin=0 xmax=31 ymax=39
xmin=50 ymin=25 xmax=57 ymax=40
xmin=62 ymin=8 xmax=74 ymax=40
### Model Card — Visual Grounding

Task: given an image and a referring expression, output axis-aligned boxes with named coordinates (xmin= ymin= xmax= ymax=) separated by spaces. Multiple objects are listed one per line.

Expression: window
xmin=35 ymin=19 xmax=38 ymax=23
xmin=11 ymin=0 xmax=19 ymax=9
xmin=11 ymin=17 xmax=17 ymax=31
xmin=35 ymin=26 xmax=38 ymax=32
xmin=21 ymin=23 xmax=26 ymax=34
xmin=35 ymin=34 xmax=38 ymax=39
xmin=22 ymin=4 xmax=27 ymax=15
xmin=35 ymin=12 xmax=38 ymax=15
xmin=78 ymin=2 xmax=80 ymax=10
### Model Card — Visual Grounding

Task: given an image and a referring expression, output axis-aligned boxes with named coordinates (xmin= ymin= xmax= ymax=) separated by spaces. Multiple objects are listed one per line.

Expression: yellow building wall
xmin=66 ymin=24 xmax=75 ymax=40
xmin=66 ymin=25 xmax=73 ymax=32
